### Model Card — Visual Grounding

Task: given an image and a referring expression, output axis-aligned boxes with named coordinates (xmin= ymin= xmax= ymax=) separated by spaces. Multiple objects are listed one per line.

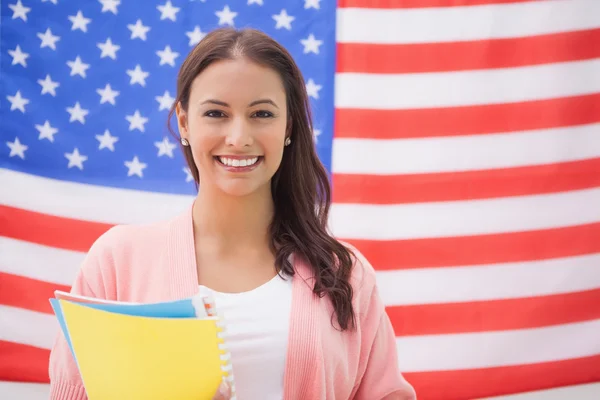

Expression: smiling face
xmin=176 ymin=57 xmax=288 ymax=197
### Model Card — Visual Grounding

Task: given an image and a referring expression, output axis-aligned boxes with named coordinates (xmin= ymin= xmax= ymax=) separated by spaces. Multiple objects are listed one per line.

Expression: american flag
xmin=1 ymin=0 xmax=600 ymax=399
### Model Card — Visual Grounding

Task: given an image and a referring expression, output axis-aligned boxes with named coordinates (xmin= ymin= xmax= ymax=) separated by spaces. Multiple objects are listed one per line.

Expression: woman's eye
xmin=253 ymin=110 xmax=273 ymax=118
xmin=205 ymin=110 xmax=225 ymax=118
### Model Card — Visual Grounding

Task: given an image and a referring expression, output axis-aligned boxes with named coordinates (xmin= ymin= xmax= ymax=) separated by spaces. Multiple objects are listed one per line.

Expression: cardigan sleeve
xmin=48 ymin=229 xmax=117 ymax=400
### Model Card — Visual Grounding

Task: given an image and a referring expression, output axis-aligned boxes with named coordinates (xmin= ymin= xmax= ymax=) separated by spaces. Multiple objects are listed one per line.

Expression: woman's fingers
xmin=212 ymin=379 xmax=232 ymax=400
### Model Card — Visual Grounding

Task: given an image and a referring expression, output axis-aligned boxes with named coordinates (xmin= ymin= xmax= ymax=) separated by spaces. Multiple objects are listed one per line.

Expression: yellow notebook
xmin=51 ymin=294 xmax=235 ymax=400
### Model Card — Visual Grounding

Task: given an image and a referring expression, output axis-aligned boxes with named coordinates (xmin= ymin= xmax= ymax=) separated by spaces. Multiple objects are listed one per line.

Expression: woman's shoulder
xmin=339 ymin=241 xmax=380 ymax=307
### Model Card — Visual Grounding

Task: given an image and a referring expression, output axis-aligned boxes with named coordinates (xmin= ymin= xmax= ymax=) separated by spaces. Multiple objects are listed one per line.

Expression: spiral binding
xmin=202 ymin=292 xmax=237 ymax=400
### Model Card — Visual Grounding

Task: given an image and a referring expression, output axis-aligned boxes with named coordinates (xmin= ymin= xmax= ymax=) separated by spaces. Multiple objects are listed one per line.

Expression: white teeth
xmin=218 ymin=157 xmax=259 ymax=167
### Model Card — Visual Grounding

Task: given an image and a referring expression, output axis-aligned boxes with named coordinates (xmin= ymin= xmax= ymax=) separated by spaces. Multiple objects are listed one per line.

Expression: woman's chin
xmin=216 ymin=181 xmax=266 ymax=198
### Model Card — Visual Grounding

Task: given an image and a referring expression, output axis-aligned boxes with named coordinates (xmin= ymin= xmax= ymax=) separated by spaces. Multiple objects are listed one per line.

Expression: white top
xmin=199 ymin=273 xmax=293 ymax=400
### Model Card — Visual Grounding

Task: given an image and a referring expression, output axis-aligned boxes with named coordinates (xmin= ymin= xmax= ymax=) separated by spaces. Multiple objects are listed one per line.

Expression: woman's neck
xmin=191 ymin=184 xmax=274 ymax=254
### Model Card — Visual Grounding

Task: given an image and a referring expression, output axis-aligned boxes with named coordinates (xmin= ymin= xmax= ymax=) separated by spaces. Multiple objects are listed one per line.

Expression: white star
xmin=125 ymin=110 xmax=149 ymax=132
xmin=128 ymin=19 xmax=150 ymax=41
xmin=35 ymin=121 xmax=59 ymax=142
xmin=6 ymin=91 xmax=29 ymax=113
xmin=99 ymin=0 xmax=120 ymax=14
xmin=67 ymin=56 xmax=90 ymax=78
xmin=126 ymin=65 xmax=149 ymax=86
xmin=183 ymin=167 xmax=193 ymax=182
xmin=155 ymin=90 xmax=174 ymax=111
xmin=65 ymin=148 xmax=88 ymax=170
xmin=216 ymin=5 xmax=237 ymax=27
xmin=304 ymin=0 xmax=320 ymax=9
xmin=37 ymin=28 xmax=61 ymax=50
xmin=9 ymin=0 xmax=31 ymax=22
xmin=8 ymin=45 xmax=29 ymax=67
xmin=97 ymin=38 xmax=120 ymax=59
xmin=97 ymin=83 xmax=119 ymax=105
xmin=247 ymin=0 xmax=263 ymax=4
xmin=301 ymin=34 xmax=323 ymax=55
xmin=306 ymin=78 xmax=322 ymax=99
xmin=6 ymin=137 xmax=28 ymax=159
xmin=313 ymin=129 xmax=321 ymax=143
xmin=68 ymin=11 xmax=92 ymax=33
xmin=157 ymin=1 xmax=180 ymax=21
xmin=273 ymin=9 xmax=295 ymax=30
xmin=186 ymin=26 xmax=206 ymax=46
xmin=96 ymin=129 xmax=118 ymax=151
xmin=125 ymin=156 xmax=147 ymax=178
xmin=37 ymin=74 xmax=60 ymax=96
xmin=156 ymin=45 xmax=179 ymax=67
xmin=155 ymin=137 xmax=177 ymax=158
xmin=66 ymin=102 xmax=89 ymax=124
xmin=41 ymin=0 xmax=57 ymax=4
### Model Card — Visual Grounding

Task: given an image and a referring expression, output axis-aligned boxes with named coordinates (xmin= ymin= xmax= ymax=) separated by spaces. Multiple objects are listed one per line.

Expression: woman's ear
xmin=175 ymin=101 xmax=188 ymax=138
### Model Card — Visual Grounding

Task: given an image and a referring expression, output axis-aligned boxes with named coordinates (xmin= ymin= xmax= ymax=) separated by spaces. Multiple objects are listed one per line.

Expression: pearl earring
xmin=180 ymin=138 xmax=189 ymax=146
xmin=284 ymin=137 xmax=291 ymax=146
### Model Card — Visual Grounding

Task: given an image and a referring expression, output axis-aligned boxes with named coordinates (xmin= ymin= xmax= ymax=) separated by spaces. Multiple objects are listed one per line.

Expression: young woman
xmin=48 ymin=28 xmax=417 ymax=400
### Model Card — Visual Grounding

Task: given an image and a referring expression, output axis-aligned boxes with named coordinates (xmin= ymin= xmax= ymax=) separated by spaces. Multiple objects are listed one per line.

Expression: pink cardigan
xmin=48 ymin=206 xmax=416 ymax=400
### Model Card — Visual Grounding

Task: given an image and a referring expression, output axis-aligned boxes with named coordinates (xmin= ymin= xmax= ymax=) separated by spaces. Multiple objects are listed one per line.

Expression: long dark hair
xmin=167 ymin=28 xmax=356 ymax=331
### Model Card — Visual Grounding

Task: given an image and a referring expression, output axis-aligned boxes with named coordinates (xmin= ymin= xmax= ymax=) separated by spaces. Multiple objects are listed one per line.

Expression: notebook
xmin=50 ymin=290 xmax=236 ymax=400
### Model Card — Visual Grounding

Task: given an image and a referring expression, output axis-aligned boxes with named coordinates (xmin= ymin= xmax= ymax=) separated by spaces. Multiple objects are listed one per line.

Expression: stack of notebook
xmin=49 ymin=290 xmax=236 ymax=400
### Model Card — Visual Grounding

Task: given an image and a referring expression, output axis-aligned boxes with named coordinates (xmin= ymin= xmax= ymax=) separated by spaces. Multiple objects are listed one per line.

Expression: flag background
xmin=1 ymin=0 xmax=599 ymax=399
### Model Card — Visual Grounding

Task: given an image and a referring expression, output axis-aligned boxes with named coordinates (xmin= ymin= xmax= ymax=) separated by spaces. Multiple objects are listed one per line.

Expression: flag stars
xmin=304 ymin=0 xmax=320 ymax=9
xmin=156 ymin=90 xmax=174 ymax=111
xmin=157 ymin=1 xmax=180 ymax=21
xmin=127 ymin=65 xmax=149 ymax=86
xmin=186 ymin=26 xmax=206 ymax=46
xmin=37 ymin=28 xmax=61 ymax=50
xmin=183 ymin=167 xmax=193 ymax=182
xmin=301 ymin=34 xmax=323 ymax=54
xmin=7 ymin=91 xmax=29 ymax=113
xmin=68 ymin=11 xmax=92 ymax=33
xmin=126 ymin=110 xmax=149 ymax=132
xmin=125 ymin=156 xmax=147 ymax=178
xmin=155 ymin=137 xmax=177 ymax=158
xmin=99 ymin=0 xmax=120 ymax=14
xmin=8 ymin=45 xmax=29 ymax=67
xmin=36 ymin=121 xmax=59 ymax=142
xmin=66 ymin=102 xmax=89 ymax=124
xmin=248 ymin=0 xmax=263 ymax=5
xmin=67 ymin=56 xmax=90 ymax=78
xmin=38 ymin=74 xmax=60 ymax=96
xmin=128 ymin=19 xmax=151 ymax=41
xmin=65 ymin=148 xmax=88 ymax=170
xmin=313 ymin=129 xmax=321 ymax=143
xmin=216 ymin=5 xmax=237 ymax=27
xmin=96 ymin=129 xmax=119 ymax=151
xmin=273 ymin=9 xmax=295 ymax=30
xmin=98 ymin=38 xmax=120 ymax=59
xmin=306 ymin=79 xmax=322 ymax=99
xmin=7 ymin=137 xmax=28 ymax=159
xmin=9 ymin=0 xmax=31 ymax=22
xmin=97 ymin=84 xmax=120 ymax=105
xmin=156 ymin=45 xmax=179 ymax=67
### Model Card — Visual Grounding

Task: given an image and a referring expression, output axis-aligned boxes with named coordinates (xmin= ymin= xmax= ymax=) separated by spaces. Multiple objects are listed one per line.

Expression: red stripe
xmin=387 ymin=288 xmax=600 ymax=336
xmin=404 ymin=354 xmax=600 ymax=400
xmin=0 ymin=272 xmax=69 ymax=314
xmin=333 ymin=158 xmax=600 ymax=204
xmin=339 ymin=0 xmax=539 ymax=8
xmin=0 ymin=341 xmax=50 ymax=383
xmin=345 ymin=222 xmax=600 ymax=269
xmin=334 ymin=93 xmax=600 ymax=139
xmin=0 ymin=205 xmax=112 ymax=252
xmin=338 ymin=28 xmax=600 ymax=74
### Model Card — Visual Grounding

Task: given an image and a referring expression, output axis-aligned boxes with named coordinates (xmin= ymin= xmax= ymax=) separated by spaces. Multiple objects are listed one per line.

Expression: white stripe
xmin=377 ymin=253 xmax=600 ymax=306
xmin=335 ymin=59 xmax=600 ymax=109
xmin=2 ymin=382 xmax=600 ymax=400
xmin=330 ymin=187 xmax=600 ymax=240
xmin=397 ymin=318 xmax=600 ymax=372
xmin=337 ymin=0 xmax=600 ymax=44
xmin=0 ymin=237 xmax=83 ymax=286
xmin=332 ymin=122 xmax=600 ymax=175
xmin=0 ymin=305 xmax=58 ymax=350
xmin=0 ymin=168 xmax=193 ymax=225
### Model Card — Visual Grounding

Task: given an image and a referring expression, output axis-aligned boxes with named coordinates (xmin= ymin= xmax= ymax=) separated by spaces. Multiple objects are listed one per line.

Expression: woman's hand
xmin=212 ymin=379 xmax=232 ymax=400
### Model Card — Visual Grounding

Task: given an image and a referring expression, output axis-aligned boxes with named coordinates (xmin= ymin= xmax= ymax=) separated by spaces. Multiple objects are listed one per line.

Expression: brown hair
xmin=167 ymin=28 xmax=356 ymax=331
